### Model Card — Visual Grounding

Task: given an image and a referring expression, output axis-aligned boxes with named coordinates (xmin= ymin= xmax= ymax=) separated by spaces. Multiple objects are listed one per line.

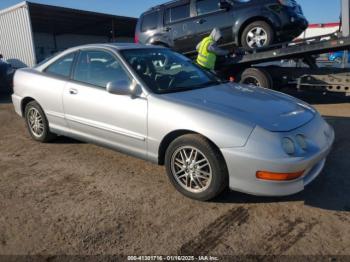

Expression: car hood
xmin=162 ymin=83 xmax=316 ymax=132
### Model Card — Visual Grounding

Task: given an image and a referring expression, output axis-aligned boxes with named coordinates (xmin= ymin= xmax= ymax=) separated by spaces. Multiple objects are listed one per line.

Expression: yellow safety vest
xmin=196 ymin=36 xmax=216 ymax=70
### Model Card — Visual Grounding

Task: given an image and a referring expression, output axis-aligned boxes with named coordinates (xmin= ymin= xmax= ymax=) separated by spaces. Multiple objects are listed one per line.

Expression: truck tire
xmin=240 ymin=68 xmax=273 ymax=89
xmin=241 ymin=21 xmax=274 ymax=49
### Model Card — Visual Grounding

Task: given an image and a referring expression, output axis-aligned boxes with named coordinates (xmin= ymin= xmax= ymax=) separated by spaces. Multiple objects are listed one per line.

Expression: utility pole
xmin=342 ymin=0 xmax=350 ymax=67
xmin=111 ymin=19 xmax=116 ymax=43
xmin=342 ymin=0 xmax=350 ymax=37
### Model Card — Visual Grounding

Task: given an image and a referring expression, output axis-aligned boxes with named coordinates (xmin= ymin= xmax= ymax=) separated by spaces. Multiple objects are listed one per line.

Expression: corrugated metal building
xmin=0 ymin=1 xmax=137 ymax=68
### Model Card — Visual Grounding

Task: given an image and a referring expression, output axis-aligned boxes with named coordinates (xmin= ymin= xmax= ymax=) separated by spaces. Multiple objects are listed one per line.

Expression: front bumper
xmin=221 ymin=114 xmax=335 ymax=196
xmin=276 ymin=19 xmax=308 ymax=41
xmin=277 ymin=13 xmax=308 ymax=40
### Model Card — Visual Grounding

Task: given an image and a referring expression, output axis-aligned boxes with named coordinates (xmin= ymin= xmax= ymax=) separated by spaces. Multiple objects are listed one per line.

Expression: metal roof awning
xmin=0 ymin=1 xmax=138 ymax=67
xmin=27 ymin=2 xmax=137 ymax=38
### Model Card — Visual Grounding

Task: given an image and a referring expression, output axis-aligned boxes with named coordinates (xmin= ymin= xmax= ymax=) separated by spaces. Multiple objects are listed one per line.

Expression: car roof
xmin=66 ymin=43 xmax=164 ymax=52
xmin=144 ymin=0 xmax=188 ymax=13
xmin=34 ymin=43 xmax=166 ymax=70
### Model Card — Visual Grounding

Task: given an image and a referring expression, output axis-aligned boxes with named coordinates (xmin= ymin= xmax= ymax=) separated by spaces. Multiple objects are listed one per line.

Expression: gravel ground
xmin=0 ymin=91 xmax=349 ymax=258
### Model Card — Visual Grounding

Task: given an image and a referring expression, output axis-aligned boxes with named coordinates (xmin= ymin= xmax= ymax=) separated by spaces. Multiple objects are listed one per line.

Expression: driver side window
xmin=73 ymin=50 xmax=131 ymax=89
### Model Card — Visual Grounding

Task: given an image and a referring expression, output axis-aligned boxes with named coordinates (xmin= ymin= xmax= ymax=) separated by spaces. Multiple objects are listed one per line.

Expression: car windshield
xmin=120 ymin=48 xmax=221 ymax=94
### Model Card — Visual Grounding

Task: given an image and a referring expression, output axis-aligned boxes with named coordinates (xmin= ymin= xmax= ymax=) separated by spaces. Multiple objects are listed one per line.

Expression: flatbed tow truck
xmin=210 ymin=0 xmax=350 ymax=96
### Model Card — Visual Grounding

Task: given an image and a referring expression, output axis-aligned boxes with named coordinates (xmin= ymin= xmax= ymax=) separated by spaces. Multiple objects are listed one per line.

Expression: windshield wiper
xmin=157 ymin=80 xmax=220 ymax=94
xmin=178 ymin=80 xmax=219 ymax=90
xmin=193 ymin=80 xmax=219 ymax=88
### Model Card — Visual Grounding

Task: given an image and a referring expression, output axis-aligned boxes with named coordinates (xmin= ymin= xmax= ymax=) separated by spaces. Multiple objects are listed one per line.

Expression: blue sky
xmin=0 ymin=0 xmax=341 ymax=23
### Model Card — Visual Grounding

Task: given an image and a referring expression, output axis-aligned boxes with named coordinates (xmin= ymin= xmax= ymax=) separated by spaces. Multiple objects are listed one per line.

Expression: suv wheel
xmin=25 ymin=101 xmax=56 ymax=142
xmin=165 ymin=134 xmax=228 ymax=201
xmin=241 ymin=21 xmax=274 ymax=49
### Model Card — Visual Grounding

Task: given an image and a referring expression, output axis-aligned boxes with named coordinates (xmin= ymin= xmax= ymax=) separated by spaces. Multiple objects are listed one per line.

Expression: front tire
xmin=241 ymin=21 xmax=274 ymax=49
xmin=25 ymin=101 xmax=56 ymax=143
xmin=165 ymin=134 xmax=228 ymax=201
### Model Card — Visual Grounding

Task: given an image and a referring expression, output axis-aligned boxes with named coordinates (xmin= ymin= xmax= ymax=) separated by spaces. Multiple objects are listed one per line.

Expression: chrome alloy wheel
xmin=246 ymin=27 xmax=268 ymax=48
xmin=171 ymin=146 xmax=212 ymax=193
xmin=27 ymin=108 xmax=44 ymax=138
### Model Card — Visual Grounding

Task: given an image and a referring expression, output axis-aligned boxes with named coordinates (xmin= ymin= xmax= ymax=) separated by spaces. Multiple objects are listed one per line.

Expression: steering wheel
xmin=168 ymin=75 xmax=177 ymax=89
xmin=168 ymin=71 xmax=191 ymax=89
xmin=130 ymin=58 xmax=148 ymax=74
xmin=162 ymin=55 xmax=171 ymax=70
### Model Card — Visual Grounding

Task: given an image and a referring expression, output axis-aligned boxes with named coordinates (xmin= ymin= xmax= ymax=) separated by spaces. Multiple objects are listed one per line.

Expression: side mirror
xmin=106 ymin=80 xmax=137 ymax=96
xmin=219 ymin=1 xmax=231 ymax=10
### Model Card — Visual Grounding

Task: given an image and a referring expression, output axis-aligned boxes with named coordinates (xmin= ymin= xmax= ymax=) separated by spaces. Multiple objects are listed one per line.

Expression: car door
xmin=63 ymin=49 xmax=148 ymax=159
xmin=193 ymin=0 xmax=234 ymax=47
xmin=163 ymin=0 xmax=197 ymax=53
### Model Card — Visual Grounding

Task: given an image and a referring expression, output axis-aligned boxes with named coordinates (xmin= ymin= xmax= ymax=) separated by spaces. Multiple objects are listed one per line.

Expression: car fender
xmin=12 ymin=68 xmax=30 ymax=97
xmin=13 ymin=68 xmax=67 ymax=120
xmin=146 ymin=95 xmax=255 ymax=163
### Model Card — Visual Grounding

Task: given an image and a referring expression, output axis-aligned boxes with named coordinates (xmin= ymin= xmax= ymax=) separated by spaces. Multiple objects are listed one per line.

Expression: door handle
xmin=196 ymin=19 xmax=206 ymax=24
xmin=69 ymin=88 xmax=78 ymax=95
xmin=164 ymin=27 xmax=172 ymax=32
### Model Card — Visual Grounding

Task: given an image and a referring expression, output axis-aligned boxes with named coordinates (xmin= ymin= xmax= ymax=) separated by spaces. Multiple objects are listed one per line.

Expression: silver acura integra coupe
xmin=12 ymin=44 xmax=334 ymax=201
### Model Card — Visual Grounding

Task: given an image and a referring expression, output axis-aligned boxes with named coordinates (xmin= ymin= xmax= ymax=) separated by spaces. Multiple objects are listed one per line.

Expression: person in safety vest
xmin=196 ymin=28 xmax=229 ymax=71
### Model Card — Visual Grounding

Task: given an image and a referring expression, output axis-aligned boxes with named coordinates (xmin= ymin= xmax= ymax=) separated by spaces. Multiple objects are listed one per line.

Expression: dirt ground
xmin=0 ymin=91 xmax=349 ymax=258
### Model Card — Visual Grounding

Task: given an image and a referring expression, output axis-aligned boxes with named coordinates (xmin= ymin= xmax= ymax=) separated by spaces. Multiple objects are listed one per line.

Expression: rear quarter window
xmin=141 ymin=11 xmax=159 ymax=32
xmin=44 ymin=52 xmax=75 ymax=78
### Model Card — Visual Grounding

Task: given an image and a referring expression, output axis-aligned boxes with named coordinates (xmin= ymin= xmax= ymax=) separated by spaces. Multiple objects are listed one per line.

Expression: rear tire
xmin=165 ymin=134 xmax=228 ymax=201
xmin=241 ymin=21 xmax=274 ymax=49
xmin=25 ymin=101 xmax=56 ymax=143
xmin=240 ymin=68 xmax=273 ymax=89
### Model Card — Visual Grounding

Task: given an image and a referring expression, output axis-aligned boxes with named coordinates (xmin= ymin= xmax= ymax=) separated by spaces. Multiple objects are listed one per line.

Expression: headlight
xmin=282 ymin=137 xmax=295 ymax=155
xmin=295 ymin=134 xmax=307 ymax=150
xmin=278 ymin=0 xmax=294 ymax=7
